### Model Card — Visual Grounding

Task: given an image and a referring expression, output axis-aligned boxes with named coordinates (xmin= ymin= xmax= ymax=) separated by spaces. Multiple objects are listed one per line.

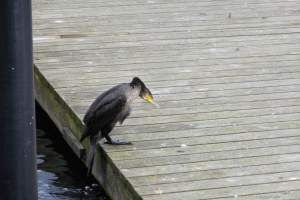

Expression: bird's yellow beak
xmin=145 ymin=96 xmax=159 ymax=108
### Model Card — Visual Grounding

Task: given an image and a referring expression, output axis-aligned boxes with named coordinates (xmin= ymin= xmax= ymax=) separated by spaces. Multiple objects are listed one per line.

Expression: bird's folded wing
xmin=80 ymin=95 xmax=126 ymax=141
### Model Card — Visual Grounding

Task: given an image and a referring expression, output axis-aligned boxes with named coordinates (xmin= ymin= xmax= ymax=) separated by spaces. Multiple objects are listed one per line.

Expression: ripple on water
xmin=36 ymin=104 xmax=110 ymax=200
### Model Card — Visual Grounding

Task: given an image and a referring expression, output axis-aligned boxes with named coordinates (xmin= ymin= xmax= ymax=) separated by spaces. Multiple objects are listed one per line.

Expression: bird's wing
xmin=83 ymin=87 xmax=117 ymax=124
xmin=88 ymin=94 xmax=126 ymax=126
xmin=80 ymin=93 xmax=127 ymax=141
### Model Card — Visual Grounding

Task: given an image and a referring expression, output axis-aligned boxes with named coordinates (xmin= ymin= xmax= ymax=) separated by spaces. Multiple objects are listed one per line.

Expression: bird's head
xmin=131 ymin=77 xmax=159 ymax=108
xmin=140 ymin=87 xmax=160 ymax=108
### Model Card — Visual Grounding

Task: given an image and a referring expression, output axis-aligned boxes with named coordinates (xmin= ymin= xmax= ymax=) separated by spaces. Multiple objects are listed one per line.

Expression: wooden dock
xmin=32 ymin=0 xmax=300 ymax=199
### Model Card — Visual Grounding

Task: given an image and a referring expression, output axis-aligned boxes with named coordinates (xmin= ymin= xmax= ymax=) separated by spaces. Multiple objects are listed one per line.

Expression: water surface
xmin=36 ymin=102 xmax=110 ymax=200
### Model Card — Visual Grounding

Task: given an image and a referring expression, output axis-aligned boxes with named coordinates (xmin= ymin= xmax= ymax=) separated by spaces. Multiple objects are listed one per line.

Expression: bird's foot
xmin=105 ymin=139 xmax=133 ymax=145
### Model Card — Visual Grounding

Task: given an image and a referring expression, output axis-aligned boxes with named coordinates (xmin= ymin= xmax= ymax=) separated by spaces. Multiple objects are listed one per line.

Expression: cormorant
xmin=80 ymin=77 xmax=159 ymax=176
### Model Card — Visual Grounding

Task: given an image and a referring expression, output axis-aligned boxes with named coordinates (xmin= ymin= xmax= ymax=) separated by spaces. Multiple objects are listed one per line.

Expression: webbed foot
xmin=104 ymin=140 xmax=133 ymax=145
xmin=104 ymin=136 xmax=132 ymax=145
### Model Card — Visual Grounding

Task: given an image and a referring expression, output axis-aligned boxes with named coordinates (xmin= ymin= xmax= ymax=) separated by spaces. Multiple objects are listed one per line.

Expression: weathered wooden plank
xmin=129 ymin=161 xmax=300 ymax=186
xmin=142 ymin=180 xmax=300 ymax=199
xmin=35 ymin=60 xmax=300 ymax=81
xmin=118 ymin=151 xmax=300 ymax=178
xmin=33 ymin=38 xmax=300 ymax=60
xmin=135 ymin=170 xmax=300 ymax=196
xmin=103 ymin=104 xmax=300 ymax=128
xmin=33 ymin=53 xmax=300 ymax=71
xmin=115 ymin=144 xmax=300 ymax=169
xmin=39 ymin=59 xmax=300 ymax=78
xmin=45 ymin=68 xmax=300 ymax=87
xmin=108 ymin=127 xmax=300 ymax=159
xmin=31 ymin=0 xmax=297 ymax=10
xmin=32 ymin=0 xmax=297 ymax=5
xmin=31 ymin=9 xmax=300 ymax=25
xmin=35 ymin=35 xmax=299 ymax=56
xmin=31 ymin=19 xmax=300 ymax=37
xmin=99 ymin=113 xmax=300 ymax=152
xmin=221 ymin=191 xmax=300 ymax=200
xmin=103 ymin=124 xmax=300 ymax=153
xmin=62 ymin=126 xmax=85 ymax=159
xmin=33 ymin=31 xmax=300 ymax=50
xmin=32 ymin=19 xmax=300 ymax=37
xmin=33 ymin=52 xmax=300 ymax=73
xmin=32 ymin=15 xmax=300 ymax=34
xmin=32 ymin=3 xmax=299 ymax=20
xmin=53 ymin=71 xmax=300 ymax=90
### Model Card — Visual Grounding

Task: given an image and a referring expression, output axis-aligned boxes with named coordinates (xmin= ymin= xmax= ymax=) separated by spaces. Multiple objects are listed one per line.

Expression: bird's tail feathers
xmin=86 ymin=135 xmax=97 ymax=176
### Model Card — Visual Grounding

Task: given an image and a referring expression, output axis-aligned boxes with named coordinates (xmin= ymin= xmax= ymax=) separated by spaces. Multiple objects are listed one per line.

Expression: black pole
xmin=0 ymin=0 xmax=37 ymax=199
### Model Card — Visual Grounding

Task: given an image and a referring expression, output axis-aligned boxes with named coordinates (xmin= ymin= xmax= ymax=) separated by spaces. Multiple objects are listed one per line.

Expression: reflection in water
xmin=36 ymin=102 xmax=110 ymax=200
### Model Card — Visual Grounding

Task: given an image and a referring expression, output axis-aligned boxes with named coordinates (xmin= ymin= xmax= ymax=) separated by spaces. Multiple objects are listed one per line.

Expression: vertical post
xmin=0 ymin=0 xmax=38 ymax=199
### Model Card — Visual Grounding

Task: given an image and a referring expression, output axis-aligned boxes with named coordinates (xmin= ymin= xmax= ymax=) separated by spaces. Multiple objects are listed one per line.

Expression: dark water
xmin=36 ymin=102 xmax=110 ymax=200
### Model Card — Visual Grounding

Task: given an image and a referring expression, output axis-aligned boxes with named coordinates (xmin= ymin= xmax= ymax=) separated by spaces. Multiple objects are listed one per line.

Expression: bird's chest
xmin=115 ymin=90 xmax=139 ymax=123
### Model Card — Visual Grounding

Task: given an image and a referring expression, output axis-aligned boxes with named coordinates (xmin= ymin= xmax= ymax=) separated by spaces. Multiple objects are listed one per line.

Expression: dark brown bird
xmin=80 ymin=77 xmax=159 ymax=176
